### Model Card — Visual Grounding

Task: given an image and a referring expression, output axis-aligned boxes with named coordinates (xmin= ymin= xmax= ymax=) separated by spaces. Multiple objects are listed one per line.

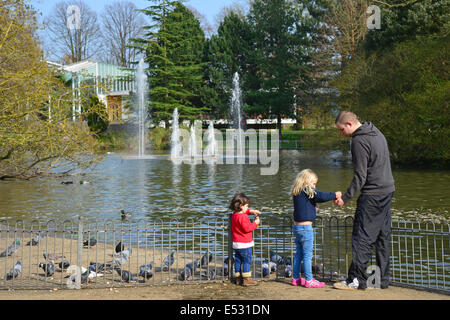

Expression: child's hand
xmin=255 ymin=216 xmax=261 ymax=225
xmin=335 ymin=191 xmax=342 ymax=199
xmin=251 ymin=209 xmax=261 ymax=216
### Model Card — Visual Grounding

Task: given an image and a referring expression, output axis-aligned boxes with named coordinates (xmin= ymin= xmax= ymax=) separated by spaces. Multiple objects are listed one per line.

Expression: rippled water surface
xmin=0 ymin=150 xmax=449 ymax=222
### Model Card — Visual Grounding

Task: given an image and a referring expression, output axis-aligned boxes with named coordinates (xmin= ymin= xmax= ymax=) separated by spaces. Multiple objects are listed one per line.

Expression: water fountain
xmin=230 ymin=72 xmax=244 ymax=157
xmin=136 ymin=58 xmax=148 ymax=157
xmin=170 ymin=108 xmax=182 ymax=160
xmin=203 ymin=120 xmax=217 ymax=158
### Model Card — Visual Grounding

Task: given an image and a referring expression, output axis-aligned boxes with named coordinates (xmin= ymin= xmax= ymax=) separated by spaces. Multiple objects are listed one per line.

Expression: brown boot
xmin=234 ymin=273 xmax=243 ymax=286
xmin=242 ymin=276 xmax=258 ymax=286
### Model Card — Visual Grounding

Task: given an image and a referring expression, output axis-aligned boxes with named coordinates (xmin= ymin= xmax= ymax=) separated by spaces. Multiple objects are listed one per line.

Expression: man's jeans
xmin=234 ymin=247 xmax=253 ymax=277
xmin=292 ymin=224 xmax=314 ymax=281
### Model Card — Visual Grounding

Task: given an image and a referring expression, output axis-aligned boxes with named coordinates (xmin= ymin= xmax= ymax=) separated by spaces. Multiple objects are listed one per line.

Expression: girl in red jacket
xmin=229 ymin=193 xmax=261 ymax=286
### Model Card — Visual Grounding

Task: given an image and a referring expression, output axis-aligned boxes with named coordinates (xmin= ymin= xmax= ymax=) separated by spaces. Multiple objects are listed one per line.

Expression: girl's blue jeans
xmin=292 ymin=224 xmax=314 ymax=281
xmin=234 ymin=247 xmax=252 ymax=277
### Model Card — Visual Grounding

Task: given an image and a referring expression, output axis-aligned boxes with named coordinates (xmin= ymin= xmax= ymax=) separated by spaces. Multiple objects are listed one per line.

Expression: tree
xmin=133 ymin=0 xmax=208 ymax=124
xmin=100 ymin=1 xmax=146 ymax=68
xmin=246 ymin=0 xmax=311 ymax=135
xmin=205 ymin=11 xmax=255 ymax=118
xmin=330 ymin=0 xmax=450 ymax=166
xmin=44 ymin=0 xmax=102 ymax=64
xmin=0 ymin=0 xmax=103 ymax=179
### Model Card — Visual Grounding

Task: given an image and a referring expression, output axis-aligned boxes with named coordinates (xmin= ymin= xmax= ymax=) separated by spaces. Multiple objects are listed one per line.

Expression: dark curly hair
xmin=229 ymin=193 xmax=250 ymax=212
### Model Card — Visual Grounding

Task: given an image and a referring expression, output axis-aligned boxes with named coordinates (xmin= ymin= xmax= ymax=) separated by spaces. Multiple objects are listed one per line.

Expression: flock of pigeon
xmin=1 ymin=232 xmax=323 ymax=284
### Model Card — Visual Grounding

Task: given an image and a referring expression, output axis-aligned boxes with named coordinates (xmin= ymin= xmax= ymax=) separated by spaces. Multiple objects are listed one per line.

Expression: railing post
xmin=228 ymin=213 xmax=233 ymax=282
xmin=76 ymin=216 xmax=83 ymax=289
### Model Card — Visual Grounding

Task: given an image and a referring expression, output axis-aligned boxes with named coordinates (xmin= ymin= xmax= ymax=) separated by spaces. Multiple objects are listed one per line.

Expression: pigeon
xmin=89 ymin=262 xmax=105 ymax=273
xmin=162 ymin=250 xmax=175 ymax=271
xmin=201 ymin=269 xmax=216 ymax=280
xmin=200 ymin=251 xmax=213 ymax=268
xmin=223 ymin=257 xmax=229 ymax=276
xmin=43 ymin=251 xmax=65 ymax=264
xmin=120 ymin=210 xmax=131 ymax=220
xmin=6 ymin=260 xmax=22 ymax=280
xmin=115 ymin=241 xmax=124 ymax=253
xmin=0 ymin=239 xmax=20 ymax=257
xmin=114 ymin=267 xmax=136 ymax=283
xmin=180 ymin=260 xmax=199 ymax=280
xmin=284 ymin=256 xmax=292 ymax=266
xmin=261 ymin=262 xmax=270 ymax=277
xmin=61 ymin=181 xmax=73 ymax=184
xmin=83 ymin=238 xmax=97 ymax=247
xmin=270 ymin=250 xmax=284 ymax=265
xmin=139 ymin=263 xmax=153 ymax=280
xmin=112 ymin=248 xmax=132 ymax=260
xmin=58 ymin=260 xmax=70 ymax=270
xmin=107 ymin=249 xmax=132 ymax=269
xmin=284 ymin=264 xmax=292 ymax=278
xmin=26 ymin=232 xmax=44 ymax=246
xmin=39 ymin=262 xmax=55 ymax=277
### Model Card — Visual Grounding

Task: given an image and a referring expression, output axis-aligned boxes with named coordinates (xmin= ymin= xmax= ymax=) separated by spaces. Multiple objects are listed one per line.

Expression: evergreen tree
xmin=133 ymin=0 xmax=207 ymax=124
xmin=246 ymin=0 xmax=312 ymax=134
xmin=204 ymin=12 xmax=255 ymax=118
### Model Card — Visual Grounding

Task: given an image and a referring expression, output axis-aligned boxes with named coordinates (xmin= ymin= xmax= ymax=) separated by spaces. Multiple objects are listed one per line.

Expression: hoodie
xmin=342 ymin=122 xmax=395 ymax=203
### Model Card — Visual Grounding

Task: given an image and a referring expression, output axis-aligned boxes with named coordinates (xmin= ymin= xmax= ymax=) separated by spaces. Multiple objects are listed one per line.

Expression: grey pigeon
xmin=284 ymin=264 xmax=292 ymax=278
xmin=89 ymin=262 xmax=105 ymax=273
xmin=26 ymin=232 xmax=44 ymax=246
xmin=43 ymin=251 xmax=65 ymax=263
xmin=114 ymin=267 xmax=136 ymax=283
xmin=0 ymin=239 xmax=20 ymax=257
xmin=6 ymin=260 xmax=22 ymax=280
xmin=200 ymin=251 xmax=213 ymax=268
xmin=39 ymin=262 xmax=55 ymax=277
xmin=201 ymin=269 xmax=216 ymax=280
xmin=107 ymin=249 xmax=131 ymax=269
xmin=223 ymin=257 xmax=229 ymax=276
xmin=112 ymin=248 xmax=132 ymax=260
xmin=180 ymin=260 xmax=199 ymax=280
xmin=270 ymin=250 xmax=284 ymax=264
xmin=83 ymin=238 xmax=97 ymax=247
xmin=162 ymin=250 xmax=175 ymax=271
xmin=139 ymin=263 xmax=153 ymax=280
xmin=58 ymin=260 xmax=70 ymax=270
xmin=261 ymin=262 xmax=270 ymax=277
xmin=115 ymin=241 xmax=124 ymax=253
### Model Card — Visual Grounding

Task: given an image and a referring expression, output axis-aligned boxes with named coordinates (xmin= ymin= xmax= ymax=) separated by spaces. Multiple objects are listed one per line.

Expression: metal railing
xmin=0 ymin=215 xmax=448 ymax=293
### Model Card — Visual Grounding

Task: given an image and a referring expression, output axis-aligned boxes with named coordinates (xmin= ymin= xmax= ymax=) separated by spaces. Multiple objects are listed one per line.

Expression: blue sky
xmin=30 ymin=0 xmax=248 ymax=27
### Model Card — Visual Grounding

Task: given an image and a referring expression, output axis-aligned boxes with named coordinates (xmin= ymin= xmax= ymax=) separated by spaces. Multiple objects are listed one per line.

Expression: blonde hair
xmin=290 ymin=169 xmax=318 ymax=198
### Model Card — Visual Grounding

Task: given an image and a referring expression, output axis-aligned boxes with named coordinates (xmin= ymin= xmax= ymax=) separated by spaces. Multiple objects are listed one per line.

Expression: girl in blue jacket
xmin=290 ymin=169 xmax=341 ymax=288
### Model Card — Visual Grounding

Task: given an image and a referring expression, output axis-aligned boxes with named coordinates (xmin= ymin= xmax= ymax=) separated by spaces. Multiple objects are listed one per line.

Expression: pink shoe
xmin=291 ymin=278 xmax=306 ymax=286
xmin=305 ymin=278 xmax=325 ymax=288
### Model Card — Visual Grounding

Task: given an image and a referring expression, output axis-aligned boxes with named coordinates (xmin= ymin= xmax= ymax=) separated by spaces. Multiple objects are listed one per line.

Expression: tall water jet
xmin=230 ymin=72 xmax=244 ymax=157
xmin=171 ymin=108 xmax=182 ymax=159
xmin=204 ymin=120 xmax=217 ymax=158
xmin=189 ymin=123 xmax=197 ymax=159
xmin=136 ymin=58 xmax=149 ymax=157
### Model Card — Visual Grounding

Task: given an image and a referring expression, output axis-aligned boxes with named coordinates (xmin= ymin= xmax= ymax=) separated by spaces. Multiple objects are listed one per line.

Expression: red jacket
xmin=231 ymin=209 xmax=258 ymax=247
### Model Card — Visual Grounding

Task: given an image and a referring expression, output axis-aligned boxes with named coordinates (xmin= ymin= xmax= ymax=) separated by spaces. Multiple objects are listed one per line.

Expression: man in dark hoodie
xmin=333 ymin=111 xmax=395 ymax=290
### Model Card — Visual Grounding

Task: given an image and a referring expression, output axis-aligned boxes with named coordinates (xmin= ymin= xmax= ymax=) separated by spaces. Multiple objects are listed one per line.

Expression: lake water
xmin=0 ymin=150 xmax=449 ymax=223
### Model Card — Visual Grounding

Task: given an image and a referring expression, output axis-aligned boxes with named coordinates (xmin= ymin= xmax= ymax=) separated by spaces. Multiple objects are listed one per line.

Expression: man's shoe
xmin=333 ymin=278 xmax=359 ymax=290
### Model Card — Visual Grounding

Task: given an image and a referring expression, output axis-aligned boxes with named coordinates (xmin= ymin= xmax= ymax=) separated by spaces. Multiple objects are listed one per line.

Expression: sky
xmin=30 ymin=0 xmax=248 ymax=28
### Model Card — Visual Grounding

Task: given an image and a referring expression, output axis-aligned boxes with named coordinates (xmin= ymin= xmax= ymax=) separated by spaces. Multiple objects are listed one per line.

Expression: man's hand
xmin=334 ymin=198 xmax=345 ymax=206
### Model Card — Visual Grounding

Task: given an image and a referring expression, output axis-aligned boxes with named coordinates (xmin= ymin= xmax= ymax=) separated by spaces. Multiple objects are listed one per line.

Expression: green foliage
xmin=86 ymin=95 xmax=109 ymax=134
xmin=334 ymin=36 xmax=449 ymax=166
xmin=149 ymin=126 xmax=170 ymax=150
xmin=133 ymin=0 xmax=208 ymax=123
